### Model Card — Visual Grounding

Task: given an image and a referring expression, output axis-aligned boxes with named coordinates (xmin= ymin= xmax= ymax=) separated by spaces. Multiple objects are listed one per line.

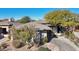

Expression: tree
xmin=44 ymin=10 xmax=77 ymax=33
xmin=17 ymin=16 xmax=31 ymax=23
xmin=44 ymin=10 xmax=76 ymax=26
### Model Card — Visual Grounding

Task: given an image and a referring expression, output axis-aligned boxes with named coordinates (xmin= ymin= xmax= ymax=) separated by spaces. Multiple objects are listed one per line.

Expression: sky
xmin=0 ymin=8 xmax=79 ymax=20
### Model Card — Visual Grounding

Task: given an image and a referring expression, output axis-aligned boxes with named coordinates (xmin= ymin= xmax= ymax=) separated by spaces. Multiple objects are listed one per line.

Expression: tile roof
xmin=17 ymin=22 xmax=52 ymax=30
xmin=0 ymin=22 xmax=12 ymax=26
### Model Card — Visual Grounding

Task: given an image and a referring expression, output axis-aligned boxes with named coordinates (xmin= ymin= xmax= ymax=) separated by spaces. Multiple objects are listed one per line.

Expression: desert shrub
xmin=1 ymin=43 xmax=8 ymax=48
xmin=69 ymin=32 xmax=75 ymax=41
xmin=64 ymin=31 xmax=75 ymax=41
xmin=11 ymin=25 xmax=36 ymax=48
xmin=12 ymin=40 xmax=25 ymax=48
xmin=64 ymin=31 xmax=79 ymax=46
xmin=73 ymin=37 xmax=79 ymax=46
xmin=20 ymin=31 xmax=32 ymax=43
xmin=12 ymin=27 xmax=30 ymax=43
xmin=0 ymin=43 xmax=9 ymax=50
xmin=38 ymin=47 xmax=51 ymax=51
xmin=43 ymin=37 xmax=48 ymax=44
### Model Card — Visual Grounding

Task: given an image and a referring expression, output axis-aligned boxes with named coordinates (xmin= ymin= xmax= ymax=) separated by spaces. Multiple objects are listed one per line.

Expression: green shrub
xmin=64 ymin=31 xmax=75 ymax=40
xmin=64 ymin=31 xmax=79 ymax=46
xmin=38 ymin=47 xmax=51 ymax=51
xmin=19 ymin=31 xmax=31 ymax=43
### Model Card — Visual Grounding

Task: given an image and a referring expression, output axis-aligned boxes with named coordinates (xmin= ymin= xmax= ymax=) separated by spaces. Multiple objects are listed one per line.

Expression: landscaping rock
xmin=42 ymin=43 xmax=59 ymax=51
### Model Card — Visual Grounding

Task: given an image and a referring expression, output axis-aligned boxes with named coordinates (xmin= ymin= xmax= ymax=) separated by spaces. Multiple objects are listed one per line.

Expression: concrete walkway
xmin=51 ymin=34 xmax=79 ymax=51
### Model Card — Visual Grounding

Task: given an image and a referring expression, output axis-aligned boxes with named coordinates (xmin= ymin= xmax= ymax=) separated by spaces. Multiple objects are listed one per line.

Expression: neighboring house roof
xmin=11 ymin=22 xmax=23 ymax=27
xmin=0 ymin=18 xmax=13 ymax=26
xmin=0 ymin=19 xmax=52 ymax=31
xmin=0 ymin=19 xmax=22 ymax=26
xmin=0 ymin=19 xmax=9 ymax=22
xmin=37 ymin=20 xmax=52 ymax=27
xmin=35 ymin=24 xmax=52 ymax=31
xmin=0 ymin=22 xmax=12 ymax=26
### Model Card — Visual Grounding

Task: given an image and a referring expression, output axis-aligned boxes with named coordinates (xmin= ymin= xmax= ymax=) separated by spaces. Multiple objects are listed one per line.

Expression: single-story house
xmin=17 ymin=21 xmax=55 ymax=43
xmin=0 ymin=19 xmax=55 ymax=44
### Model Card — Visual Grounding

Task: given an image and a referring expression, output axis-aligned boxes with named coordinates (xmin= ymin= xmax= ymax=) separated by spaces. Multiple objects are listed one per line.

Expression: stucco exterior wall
xmin=0 ymin=26 xmax=10 ymax=32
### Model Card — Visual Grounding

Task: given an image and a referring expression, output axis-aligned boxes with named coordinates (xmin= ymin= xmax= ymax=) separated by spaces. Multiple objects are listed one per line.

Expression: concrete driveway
xmin=51 ymin=35 xmax=79 ymax=51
